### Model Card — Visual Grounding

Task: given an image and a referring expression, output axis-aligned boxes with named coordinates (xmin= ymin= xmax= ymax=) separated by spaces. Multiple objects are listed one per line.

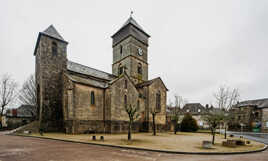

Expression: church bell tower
xmin=111 ymin=15 xmax=150 ymax=84
xmin=34 ymin=25 xmax=68 ymax=132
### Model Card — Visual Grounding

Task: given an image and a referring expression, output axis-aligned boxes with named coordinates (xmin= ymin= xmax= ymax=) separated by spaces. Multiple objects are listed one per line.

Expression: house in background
xmin=179 ymin=103 xmax=211 ymax=129
xmin=166 ymin=103 xmax=216 ymax=130
xmin=5 ymin=105 xmax=35 ymax=129
xmin=229 ymin=98 xmax=268 ymax=133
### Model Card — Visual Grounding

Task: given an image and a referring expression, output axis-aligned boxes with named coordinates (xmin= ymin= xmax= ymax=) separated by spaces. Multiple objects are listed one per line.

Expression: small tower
xmin=34 ymin=25 xmax=68 ymax=131
xmin=111 ymin=15 xmax=150 ymax=84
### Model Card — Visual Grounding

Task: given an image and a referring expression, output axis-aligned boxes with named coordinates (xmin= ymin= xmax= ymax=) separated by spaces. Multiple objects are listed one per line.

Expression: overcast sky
xmin=1 ymin=0 xmax=268 ymax=107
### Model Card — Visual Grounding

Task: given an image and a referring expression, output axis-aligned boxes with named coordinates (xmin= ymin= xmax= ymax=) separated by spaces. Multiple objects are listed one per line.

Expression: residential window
xmin=124 ymin=95 xmax=127 ymax=109
xmin=156 ymin=91 xmax=161 ymax=111
xmin=52 ymin=41 xmax=57 ymax=55
xmin=137 ymin=63 xmax=142 ymax=74
xmin=90 ymin=91 xmax=95 ymax=105
xmin=198 ymin=109 xmax=201 ymax=113
xmin=187 ymin=109 xmax=190 ymax=113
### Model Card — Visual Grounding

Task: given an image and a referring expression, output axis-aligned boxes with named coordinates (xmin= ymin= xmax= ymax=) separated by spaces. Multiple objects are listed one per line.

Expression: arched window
xmin=137 ymin=63 xmax=142 ymax=75
xmin=120 ymin=45 xmax=123 ymax=54
xmin=52 ymin=42 xmax=57 ymax=55
xmin=156 ymin=91 xmax=161 ymax=111
xmin=124 ymin=95 xmax=127 ymax=109
xmin=118 ymin=64 xmax=123 ymax=75
xmin=90 ymin=91 xmax=95 ymax=105
xmin=124 ymin=80 xmax=127 ymax=89
xmin=137 ymin=100 xmax=140 ymax=110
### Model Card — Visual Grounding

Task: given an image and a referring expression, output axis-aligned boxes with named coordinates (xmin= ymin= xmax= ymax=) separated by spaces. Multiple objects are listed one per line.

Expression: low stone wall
xmin=64 ymin=120 xmax=166 ymax=134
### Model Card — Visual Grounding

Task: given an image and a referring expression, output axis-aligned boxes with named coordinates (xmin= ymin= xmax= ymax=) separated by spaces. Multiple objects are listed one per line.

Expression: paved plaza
xmin=0 ymin=132 xmax=268 ymax=161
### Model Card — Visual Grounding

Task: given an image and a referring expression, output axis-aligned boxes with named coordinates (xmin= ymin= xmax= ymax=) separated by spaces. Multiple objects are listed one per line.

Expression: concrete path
xmin=1 ymin=131 xmax=268 ymax=161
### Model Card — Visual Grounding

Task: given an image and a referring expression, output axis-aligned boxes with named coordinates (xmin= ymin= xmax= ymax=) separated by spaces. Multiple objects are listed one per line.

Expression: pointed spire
xmin=41 ymin=25 xmax=65 ymax=42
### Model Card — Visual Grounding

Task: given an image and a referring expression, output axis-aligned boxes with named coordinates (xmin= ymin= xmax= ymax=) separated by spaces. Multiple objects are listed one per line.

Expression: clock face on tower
xmin=138 ymin=48 xmax=143 ymax=56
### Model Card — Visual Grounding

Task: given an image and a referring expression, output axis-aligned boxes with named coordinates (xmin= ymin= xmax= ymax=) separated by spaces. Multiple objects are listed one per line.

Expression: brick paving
xmin=0 ymin=132 xmax=268 ymax=161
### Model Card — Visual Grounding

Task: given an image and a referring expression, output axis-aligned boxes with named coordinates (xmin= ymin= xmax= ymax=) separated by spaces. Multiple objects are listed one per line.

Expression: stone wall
xmin=109 ymin=75 xmax=140 ymax=121
xmin=74 ymin=84 xmax=104 ymax=121
xmin=35 ymin=34 xmax=68 ymax=132
xmin=148 ymin=79 xmax=167 ymax=126
xmin=112 ymin=36 xmax=149 ymax=84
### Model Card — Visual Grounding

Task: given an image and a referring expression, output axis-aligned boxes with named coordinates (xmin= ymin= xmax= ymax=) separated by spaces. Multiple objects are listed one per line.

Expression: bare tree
xmin=172 ymin=94 xmax=187 ymax=134
xmin=124 ymin=104 xmax=140 ymax=141
xmin=0 ymin=74 xmax=18 ymax=117
xmin=18 ymin=74 xmax=38 ymax=119
xmin=213 ymin=85 xmax=240 ymax=110
xmin=213 ymin=85 xmax=240 ymax=138
xmin=202 ymin=110 xmax=225 ymax=144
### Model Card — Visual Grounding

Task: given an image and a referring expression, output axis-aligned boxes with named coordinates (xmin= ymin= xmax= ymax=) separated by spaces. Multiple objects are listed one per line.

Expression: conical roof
xmin=41 ymin=25 xmax=65 ymax=42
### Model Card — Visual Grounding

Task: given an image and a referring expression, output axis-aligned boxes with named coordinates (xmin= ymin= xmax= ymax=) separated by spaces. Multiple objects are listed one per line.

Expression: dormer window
xmin=52 ymin=41 xmax=57 ymax=55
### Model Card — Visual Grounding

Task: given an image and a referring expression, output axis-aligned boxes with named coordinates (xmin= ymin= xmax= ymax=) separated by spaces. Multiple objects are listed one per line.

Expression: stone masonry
xmin=34 ymin=16 xmax=168 ymax=134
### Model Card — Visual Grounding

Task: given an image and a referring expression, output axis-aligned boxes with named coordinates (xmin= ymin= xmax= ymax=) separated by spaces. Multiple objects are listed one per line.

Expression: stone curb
xmin=8 ymin=133 xmax=268 ymax=155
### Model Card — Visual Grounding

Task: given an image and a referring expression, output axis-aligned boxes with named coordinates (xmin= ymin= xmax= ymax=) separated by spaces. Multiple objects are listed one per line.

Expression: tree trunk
xmin=128 ymin=121 xmax=132 ymax=141
xmin=224 ymin=125 xmax=227 ymax=139
xmin=211 ymin=128 xmax=215 ymax=145
xmin=153 ymin=114 xmax=156 ymax=136
xmin=212 ymin=132 xmax=215 ymax=144
xmin=174 ymin=121 xmax=177 ymax=134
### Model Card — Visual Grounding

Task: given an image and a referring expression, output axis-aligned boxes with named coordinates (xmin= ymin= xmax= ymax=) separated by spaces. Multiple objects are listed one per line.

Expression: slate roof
xmin=135 ymin=77 xmax=159 ymax=88
xmin=41 ymin=25 xmax=65 ymax=42
xmin=182 ymin=103 xmax=206 ymax=112
xmin=112 ymin=16 xmax=150 ymax=38
xmin=237 ymin=98 xmax=268 ymax=109
xmin=67 ymin=61 xmax=117 ymax=81
xmin=136 ymin=77 xmax=168 ymax=90
xmin=66 ymin=74 xmax=108 ymax=88
xmin=34 ymin=25 xmax=67 ymax=55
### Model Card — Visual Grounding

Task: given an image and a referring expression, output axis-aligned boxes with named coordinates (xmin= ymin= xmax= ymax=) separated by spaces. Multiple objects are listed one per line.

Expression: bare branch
xmin=213 ymin=85 xmax=240 ymax=110
xmin=0 ymin=74 xmax=18 ymax=116
xmin=17 ymin=74 xmax=38 ymax=118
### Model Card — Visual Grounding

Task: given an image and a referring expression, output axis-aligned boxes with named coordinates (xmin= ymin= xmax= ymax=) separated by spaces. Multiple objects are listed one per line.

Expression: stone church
xmin=34 ymin=16 xmax=168 ymax=134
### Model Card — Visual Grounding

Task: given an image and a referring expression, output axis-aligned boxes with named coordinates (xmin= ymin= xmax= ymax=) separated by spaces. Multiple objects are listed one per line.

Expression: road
xmin=228 ymin=131 xmax=268 ymax=144
xmin=0 ymin=131 xmax=268 ymax=161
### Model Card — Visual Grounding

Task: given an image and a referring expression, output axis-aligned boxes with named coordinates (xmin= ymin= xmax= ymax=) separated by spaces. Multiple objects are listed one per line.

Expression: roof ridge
xmin=240 ymin=98 xmax=268 ymax=103
xmin=68 ymin=61 xmax=115 ymax=76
